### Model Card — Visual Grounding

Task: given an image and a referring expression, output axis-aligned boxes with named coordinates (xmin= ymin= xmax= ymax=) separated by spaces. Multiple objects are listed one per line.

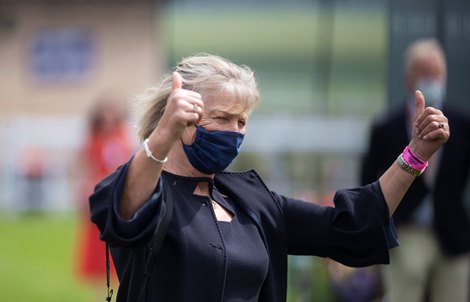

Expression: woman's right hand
xmin=119 ymin=72 xmax=204 ymax=219
xmin=152 ymin=72 xmax=204 ymax=145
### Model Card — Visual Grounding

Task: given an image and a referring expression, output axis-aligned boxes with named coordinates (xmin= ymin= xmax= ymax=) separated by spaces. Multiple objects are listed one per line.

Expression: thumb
xmin=415 ymin=90 xmax=425 ymax=118
xmin=172 ymin=71 xmax=183 ymax=91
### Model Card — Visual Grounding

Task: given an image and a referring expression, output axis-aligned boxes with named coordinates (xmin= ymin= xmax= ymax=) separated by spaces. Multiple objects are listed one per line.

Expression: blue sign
xmin=29 ymin=28 xmax=94 ymax=82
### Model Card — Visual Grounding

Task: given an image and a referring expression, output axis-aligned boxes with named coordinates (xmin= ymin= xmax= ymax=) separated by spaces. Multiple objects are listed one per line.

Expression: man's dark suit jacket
xmin=361 ymin=104 xmax=470 ymax=256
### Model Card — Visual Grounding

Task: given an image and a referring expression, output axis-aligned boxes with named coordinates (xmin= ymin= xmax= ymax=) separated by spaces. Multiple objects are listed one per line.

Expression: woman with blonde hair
xmin=90 ymin=54 xmax=449 ymax=302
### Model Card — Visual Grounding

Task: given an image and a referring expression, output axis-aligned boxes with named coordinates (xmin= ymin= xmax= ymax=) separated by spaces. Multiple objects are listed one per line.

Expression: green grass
xmin=0 ymin=214 xmax=339 ymax=301
xmin=0 ymin=214 xmax=96 ymax=302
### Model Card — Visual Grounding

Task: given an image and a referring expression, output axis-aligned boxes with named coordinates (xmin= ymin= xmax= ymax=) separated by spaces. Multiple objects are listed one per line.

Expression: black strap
xmin=104 ymin=190 xmax=173 ymax=302
xmin=137 ymin=190 xmax=174 ymax=302
xmin=105 ymin=243 xmax=113 ymax=302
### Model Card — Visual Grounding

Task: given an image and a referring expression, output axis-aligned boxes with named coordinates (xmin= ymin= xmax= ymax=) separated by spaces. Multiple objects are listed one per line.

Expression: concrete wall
xmin=0 ymin=0 xmax=162 ymax=117
xmin=0 ymin=0 xmax=164 ymax=211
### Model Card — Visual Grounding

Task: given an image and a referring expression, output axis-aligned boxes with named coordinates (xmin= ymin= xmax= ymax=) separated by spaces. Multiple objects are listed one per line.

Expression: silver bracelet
xmin=396 ymin=153 xmax=422 ymax=176
xmin=143 ymin=138 xmax=168 ymax=164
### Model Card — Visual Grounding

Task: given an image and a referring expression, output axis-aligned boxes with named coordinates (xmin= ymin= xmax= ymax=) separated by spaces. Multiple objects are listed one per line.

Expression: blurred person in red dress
xmin=75 ymin=93 xmax=135 ymax=296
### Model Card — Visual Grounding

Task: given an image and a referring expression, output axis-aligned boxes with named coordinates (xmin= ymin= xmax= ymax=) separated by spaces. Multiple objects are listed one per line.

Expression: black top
xmin=216 ymin=205 xmax=269 ymax=301
xmin=191 ymin=185 xmax=269 ymax=301
xmin=90 ymin=161 xmax=398 ymax=302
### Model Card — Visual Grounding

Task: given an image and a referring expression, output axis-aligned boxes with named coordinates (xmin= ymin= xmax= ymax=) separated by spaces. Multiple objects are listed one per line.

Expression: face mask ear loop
xmin=181 ymin=125 xmax=199 ymax=147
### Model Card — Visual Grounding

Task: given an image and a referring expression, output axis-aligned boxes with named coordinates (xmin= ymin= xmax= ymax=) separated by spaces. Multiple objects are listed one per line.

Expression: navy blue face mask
xmin=183 ymin=125 xmax=245 ymax=174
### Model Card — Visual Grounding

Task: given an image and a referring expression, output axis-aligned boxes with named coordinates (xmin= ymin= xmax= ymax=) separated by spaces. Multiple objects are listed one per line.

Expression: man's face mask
xmin=183 ymin=126 xmax=245 ymax=174
xmin=416 ymin=79 xmax=446 ymax=109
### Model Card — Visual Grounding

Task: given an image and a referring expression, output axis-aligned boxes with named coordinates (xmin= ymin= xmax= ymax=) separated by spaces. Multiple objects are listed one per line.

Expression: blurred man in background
xmin=361 ymin=38 xmax=470 ymax=302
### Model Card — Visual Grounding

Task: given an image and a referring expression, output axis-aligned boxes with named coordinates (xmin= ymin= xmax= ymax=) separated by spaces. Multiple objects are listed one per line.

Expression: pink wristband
xmin=402 ymin=146 xmax=428 ymax=170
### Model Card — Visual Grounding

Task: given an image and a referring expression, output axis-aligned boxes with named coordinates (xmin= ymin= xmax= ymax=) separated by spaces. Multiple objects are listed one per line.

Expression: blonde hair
xmin=404 ymin=38 xmax=446 ymax=77
xmin=136 ymin=54 xmax=260 ymax=141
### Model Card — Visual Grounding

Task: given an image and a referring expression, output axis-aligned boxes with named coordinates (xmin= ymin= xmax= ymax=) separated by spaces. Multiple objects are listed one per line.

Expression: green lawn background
xmin=0 ymin=215 xmax=96 ymax=301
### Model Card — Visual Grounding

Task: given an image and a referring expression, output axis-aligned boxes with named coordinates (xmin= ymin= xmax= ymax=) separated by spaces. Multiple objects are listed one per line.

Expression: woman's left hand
xmin=409 ymin=90 xmax=450 ymax=160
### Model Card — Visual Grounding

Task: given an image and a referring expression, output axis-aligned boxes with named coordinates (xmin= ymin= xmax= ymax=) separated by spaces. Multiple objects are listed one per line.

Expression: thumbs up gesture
xmin=409 ymin=90 xmax=450 ymax=160
xmin=154 ymin=72 xmax=204 ymax=143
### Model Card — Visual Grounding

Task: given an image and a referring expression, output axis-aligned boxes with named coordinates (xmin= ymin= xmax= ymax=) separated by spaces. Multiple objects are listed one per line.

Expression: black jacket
xmin=91 ymin=161 xmax=397 ymax=301
xmin=361 ymin=105 xmax=470 ymax=256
